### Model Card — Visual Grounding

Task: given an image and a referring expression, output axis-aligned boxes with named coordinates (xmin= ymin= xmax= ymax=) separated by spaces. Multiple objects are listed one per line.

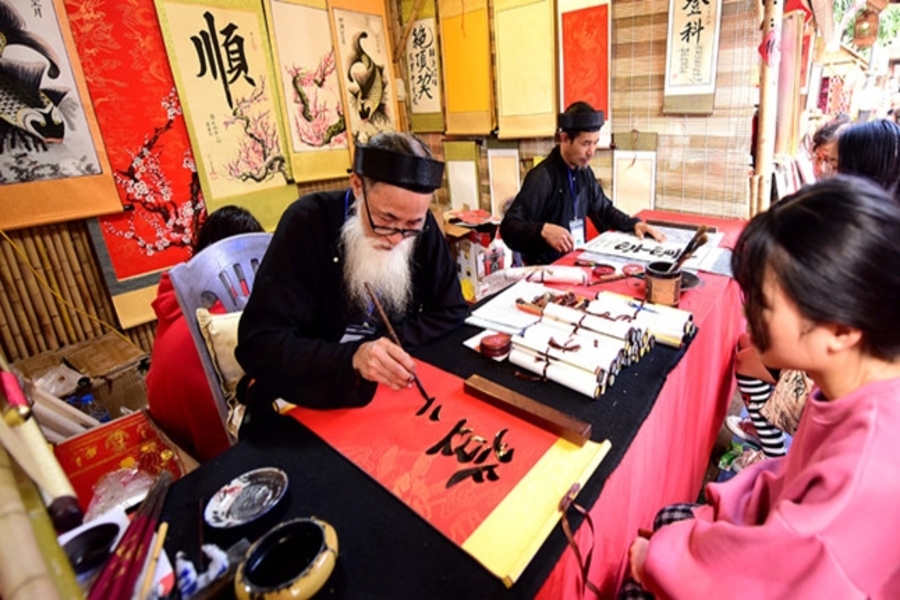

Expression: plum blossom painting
xmin=264 ymin=0 xmax=350 ymax=182
xmin=64 ymin=0 xmax=203 ymax=327
xmin=329 ymin=0 xmax=398 ymax=146
xmin=154 ymin=0 xmax=298 ymax=232
xmin=0 ymin=0 xmax=121 ymax=230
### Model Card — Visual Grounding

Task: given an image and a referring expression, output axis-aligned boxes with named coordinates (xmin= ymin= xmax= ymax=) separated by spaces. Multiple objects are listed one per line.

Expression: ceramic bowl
xmin=62 ymin=522 xmax=120 ymax=574
xmin=235 ymin=517 xmax=338 ymax=600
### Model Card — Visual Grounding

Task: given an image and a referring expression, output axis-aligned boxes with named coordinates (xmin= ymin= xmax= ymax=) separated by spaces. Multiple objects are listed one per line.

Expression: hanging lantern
xmin=853 ymin=8 xmax=880 ymax=47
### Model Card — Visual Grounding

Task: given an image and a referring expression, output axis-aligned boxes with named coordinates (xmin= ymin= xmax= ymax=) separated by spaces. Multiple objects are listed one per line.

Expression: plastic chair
xmin=168 ymin=232 xmax=272 ymax=443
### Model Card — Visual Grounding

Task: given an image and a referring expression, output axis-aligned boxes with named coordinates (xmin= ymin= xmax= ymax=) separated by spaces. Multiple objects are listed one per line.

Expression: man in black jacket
xmin=500 ymin=102 xmax=664 ymax=265
xmin=236 ymin=132 xmax=468 ymax=409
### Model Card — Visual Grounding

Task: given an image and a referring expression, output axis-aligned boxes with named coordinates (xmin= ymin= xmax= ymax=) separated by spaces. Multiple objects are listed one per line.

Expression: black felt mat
xmin=160 ymin=323 xmax=692 ymax=599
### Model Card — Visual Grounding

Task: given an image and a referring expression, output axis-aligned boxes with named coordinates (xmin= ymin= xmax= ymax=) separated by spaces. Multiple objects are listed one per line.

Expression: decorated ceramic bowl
xmin=235 ymin=517 xmax=339 ymax=600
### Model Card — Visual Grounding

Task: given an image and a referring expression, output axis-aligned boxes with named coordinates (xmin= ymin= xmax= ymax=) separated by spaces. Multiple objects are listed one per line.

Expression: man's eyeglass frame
xmin=361 ymin=184 xmax=428 ymax=239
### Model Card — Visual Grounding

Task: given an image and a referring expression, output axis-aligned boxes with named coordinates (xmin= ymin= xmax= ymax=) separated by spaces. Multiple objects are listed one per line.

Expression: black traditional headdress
xmin=353 ymin=145 xmax=445 ymax=193
xmin=557 ymin=110 xmax=605 ymax=133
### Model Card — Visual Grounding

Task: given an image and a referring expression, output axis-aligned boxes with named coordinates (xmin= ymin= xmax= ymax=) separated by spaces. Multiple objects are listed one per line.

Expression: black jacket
xmin=236 ymin=190 xmax=468 ymax=408
xmin=500 ymin=146 xmax=639 ymax=265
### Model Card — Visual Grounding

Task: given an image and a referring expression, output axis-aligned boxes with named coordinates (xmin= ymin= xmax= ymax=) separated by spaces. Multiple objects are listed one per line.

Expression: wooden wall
xmin=0 ymin=0 xmax=758 ymax=366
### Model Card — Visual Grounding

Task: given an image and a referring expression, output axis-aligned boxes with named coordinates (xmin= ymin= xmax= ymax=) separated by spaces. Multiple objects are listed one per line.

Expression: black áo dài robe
xmin=235 ymin=190 xmax=469 ymax=408
xmin=499 ymin=145 xmax=639 ymax=265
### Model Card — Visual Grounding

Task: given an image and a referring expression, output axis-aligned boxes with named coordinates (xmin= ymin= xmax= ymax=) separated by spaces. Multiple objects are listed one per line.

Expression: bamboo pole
xmin=18 ymin=233 xmax=59 ymax=351
xmin=34 ymin=229 xmax=73 ymax=345
xmin=69 ymin=224 xmax=115 ymax=326
xmin=56 ymin=224 xmax=104 ymax=339
xmin=11 ymin=459 xmax=84 ymax=600
xmin=0 ymin=240 xmax=42 ymax=355
xmin=753 ymin=0 xmax=784 ymax=215
xmin=36 ymin=228 xmax=79 ymax=343
xmin=51 ymin=224 xmax=98 ymax=339
xmin=0 ymin=447 xmax=60 ymax=600
xmin=0 ymin=258 xmax=28 ymax=360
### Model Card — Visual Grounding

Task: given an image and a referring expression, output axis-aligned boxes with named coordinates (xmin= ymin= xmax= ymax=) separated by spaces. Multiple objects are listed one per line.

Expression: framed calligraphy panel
xmin=65 ymin=0 xmax=202 ymax=328
xmin=263 ymin=0 xmax=351 ymax=182
xmin=288 ymin=360 xmax=609 ymax=585
xmin=154 ymin=0 xmax=298 ymax=232
xmin=662 ymin=0 xmax=723 ymax=115
xmin=401 ymin=0 xmax=444 ymax=133
xmin=487 ymin=144 xmax=521 ymax=220
xmin=328 ymin=0 xmax=399 ymax=147
xmin=443 ymin=141 xmax=480 ymax=212
xmin=439 ymin=0 xmax=494 ymax=135
xmin=493 ymin=0 xmax=557 ymax=139
xmin=558 ymin=0 xmax=611 ymax=148
xmin=0 ymin=0 xmax=121 ymax=231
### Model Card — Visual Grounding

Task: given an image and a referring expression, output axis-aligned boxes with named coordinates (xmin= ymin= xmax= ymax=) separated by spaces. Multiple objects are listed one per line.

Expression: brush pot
xmin=235 ymin=517 xmax=338 ymax=600
xmin=645 ymin=261 xmax=682 ymax=307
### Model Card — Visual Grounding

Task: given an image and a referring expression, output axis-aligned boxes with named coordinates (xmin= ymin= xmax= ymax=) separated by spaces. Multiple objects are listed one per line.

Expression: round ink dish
xmin=480 ymin=332 xmax=512 ymax=359
xmin=205 ymin=467 xmax=289 ymax=529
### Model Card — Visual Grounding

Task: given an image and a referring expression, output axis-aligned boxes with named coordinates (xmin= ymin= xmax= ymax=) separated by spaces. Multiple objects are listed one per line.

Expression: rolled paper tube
xmin=29 ymin=385 xmax=101 ymax=429
xmin=505 ymin=266 xmax=590 ymax=285
xmin=0 ymin=448 xmax=60 ymax=600
xmin=542 ymin=302 xmax=638 ymax=342
xmin=30 ymin=402 xmax=89 ymax=438
xmin=508 ymin=347 xmax=601 ymax=399
xmin=11 ymin=419 xmax=82 ymax=532
xmin=511 ymin=343 xmax=610 ymax=386
xmin=596 ymin=291 xmax=695 ymax=324
xmin=511 ymin=335 xmax=615 ymax=382
xmin=532 ymin=319 xmax=629 ymax=368
xmin=520 ymin=324 xmax=625 ymax=375
xmin=588 ymin=296 xmax=691 ymax=348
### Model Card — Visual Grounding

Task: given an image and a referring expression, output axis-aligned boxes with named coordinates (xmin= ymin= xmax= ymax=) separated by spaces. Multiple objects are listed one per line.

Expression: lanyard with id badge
xmin=567 ymin=169 xmax=585 ymax=248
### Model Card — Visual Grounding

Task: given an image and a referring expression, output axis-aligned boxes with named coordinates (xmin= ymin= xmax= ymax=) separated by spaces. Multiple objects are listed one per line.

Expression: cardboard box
xmin=446 ymin=225 xmax=512 ymax=302
xmin=14 ymin=332 xmax=149 ymax=420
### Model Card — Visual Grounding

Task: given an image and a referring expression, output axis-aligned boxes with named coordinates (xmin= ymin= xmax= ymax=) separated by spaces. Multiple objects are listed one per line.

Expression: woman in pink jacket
xmin=622 ymin=176 xmax=900 ymax=599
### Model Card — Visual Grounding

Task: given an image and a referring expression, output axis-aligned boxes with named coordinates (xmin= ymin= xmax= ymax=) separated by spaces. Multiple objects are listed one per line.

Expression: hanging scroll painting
xmin=443 ymin=141 xmax=480 ymax=213
xmin=439 ymin=0 xmax=494 ymax=135
xmin=493 ymin=0 xmax=556 ymax=139
xmin=0 ymin=0 xmax=121 ymax=231
xmin=263 ymin=0 xmax=351 ymax=182
xmin=487 ymin=145 xmax=520 ymax=219
xmin=288 ymin=360 xmax=610 ymax=585
xmin=401 ymin=0 xmax=444 ymax=133
xmin=65 ymin=0 xmax=203 ymax=328
xmin=558 ymin=0 xmax=611 ymax=148
xmin=328 ymin=0 xmax=399 ymax=147
xmin=662 ymin=0 xmax=723 ymax=115
xmin=154 ymin=0 xmax=298 ymax=232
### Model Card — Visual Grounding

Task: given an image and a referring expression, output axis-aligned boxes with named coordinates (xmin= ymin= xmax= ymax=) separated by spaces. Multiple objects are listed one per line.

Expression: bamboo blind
xmin=0 ymin=180 xmax=349 ymax=365
xmin=610 ymin=0 xmax=757 ymax=219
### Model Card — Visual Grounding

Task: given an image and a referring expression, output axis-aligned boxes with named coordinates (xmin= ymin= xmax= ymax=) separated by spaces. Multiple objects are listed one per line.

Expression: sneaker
xmin=732 ymin=447 xmax=768 ymax=472
xmin=725 ymin=415 xmax=762 ymax=448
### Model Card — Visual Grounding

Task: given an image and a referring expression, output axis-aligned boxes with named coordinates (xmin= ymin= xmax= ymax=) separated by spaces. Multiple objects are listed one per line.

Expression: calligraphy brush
xmin=363 ymin=282 xmax=434 ymax=404
xmin=667 ymin=225 xmax=709 ymax=274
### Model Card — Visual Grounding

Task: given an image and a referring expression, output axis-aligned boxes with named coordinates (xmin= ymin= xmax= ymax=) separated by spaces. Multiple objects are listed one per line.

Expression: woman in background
xmin=146 ymin=205 xmax=262 ymax=462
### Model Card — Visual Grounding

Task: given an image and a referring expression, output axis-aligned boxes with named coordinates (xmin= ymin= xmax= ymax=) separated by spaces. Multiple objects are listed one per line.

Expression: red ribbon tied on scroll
xmin=288 ymin=360 xmax=609 ymax=586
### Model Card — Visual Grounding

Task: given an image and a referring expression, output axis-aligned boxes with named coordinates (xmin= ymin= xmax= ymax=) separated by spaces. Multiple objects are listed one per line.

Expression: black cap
xmin=557 ymin=110 xmax=605 ymax=132
xmin=353 ymin=145 xmax=445 ymax=193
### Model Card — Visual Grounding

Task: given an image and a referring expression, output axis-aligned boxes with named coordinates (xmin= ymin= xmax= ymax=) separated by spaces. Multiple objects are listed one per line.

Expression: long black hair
xmin=193 ymin=205 xmax=263 ymax=253
xmin=838 ymin=119 xmax=900 ymax=203
xmin=732 ymin=176 xmax=900 ymax=361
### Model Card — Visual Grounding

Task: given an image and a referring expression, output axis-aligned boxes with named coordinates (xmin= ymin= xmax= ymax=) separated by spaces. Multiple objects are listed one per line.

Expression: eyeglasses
xmin=361 ymin=185 xmax=427 ymax=239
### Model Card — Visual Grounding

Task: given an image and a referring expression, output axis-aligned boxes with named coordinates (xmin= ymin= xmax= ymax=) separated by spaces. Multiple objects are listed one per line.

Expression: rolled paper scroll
xmin=505 ymin=266 xmax=590 ymax=285
xmin=542 ymin=302 xmax=641 ymax=343
xmin=509 ymin=346 xmax=604 ymax=398
xmin=590 ymin=292 xmax=695 ymax=348
xmin=520 ymin=322 xmax=625 ymax=377
xmin=535 ymin=317 xmax=633 ymax=369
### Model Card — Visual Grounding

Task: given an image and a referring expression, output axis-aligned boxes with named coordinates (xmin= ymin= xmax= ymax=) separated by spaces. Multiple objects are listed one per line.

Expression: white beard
xmin=340 ymin=211 xmax=415 ymax=320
